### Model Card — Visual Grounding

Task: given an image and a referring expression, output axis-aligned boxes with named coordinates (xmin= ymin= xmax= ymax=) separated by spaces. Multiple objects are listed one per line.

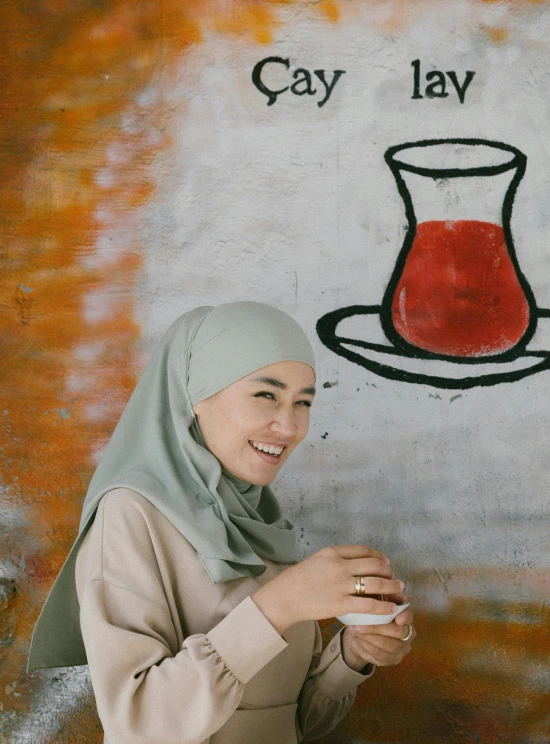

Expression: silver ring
xmin=401 ymin=623 xmax=413 ymax=642
xmin=354 ymin=576 xmax=367 ymax=596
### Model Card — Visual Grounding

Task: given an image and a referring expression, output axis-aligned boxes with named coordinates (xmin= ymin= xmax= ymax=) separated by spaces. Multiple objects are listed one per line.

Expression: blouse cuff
xmin=308 ymin=626 xmax=375 ymax=699
xmin=206 ymin=595 xmax=289 ymax=685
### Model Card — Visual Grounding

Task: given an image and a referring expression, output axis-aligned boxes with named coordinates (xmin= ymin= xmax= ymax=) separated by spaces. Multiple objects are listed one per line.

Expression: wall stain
xmin=319 ymin=567 xmax=550 ymax=744
xmin=0 ymin=1 xmax=304 ymax=741
xmin=0 ymin=0 xmax=201 ymax=740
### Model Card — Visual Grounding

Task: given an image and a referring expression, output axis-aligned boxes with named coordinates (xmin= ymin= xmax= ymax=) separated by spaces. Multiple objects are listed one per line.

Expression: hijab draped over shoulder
xmin=27 ymin=301 xmax=316 ymax=671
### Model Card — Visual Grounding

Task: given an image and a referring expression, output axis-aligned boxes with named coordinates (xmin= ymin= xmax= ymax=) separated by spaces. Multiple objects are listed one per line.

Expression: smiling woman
xmin=193 ymin=361 xmax=315 ymax=485
xmin=27 ymin=300 xmax=413 ymax=744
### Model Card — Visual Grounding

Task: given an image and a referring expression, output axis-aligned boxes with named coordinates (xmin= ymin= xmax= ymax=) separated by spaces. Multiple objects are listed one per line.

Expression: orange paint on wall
xmin=484 ymin=25 xmax=510 ymax=42
xmin=213 ymin=3 xmax=280 ymax=45
xmin=317 ymin=0 xmax=341 ymax=23
xmin=318 ymin=567 xmax=550 ymax=744
xmin=0 ymin=0 xmax=200 ymax=739
xmin=0 ymin=1 xmax=285 ymax=740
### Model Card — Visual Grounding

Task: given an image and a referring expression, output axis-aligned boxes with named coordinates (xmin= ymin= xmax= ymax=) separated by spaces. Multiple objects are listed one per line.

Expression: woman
xmin=28 ymin=301 xmax=415 ymax=743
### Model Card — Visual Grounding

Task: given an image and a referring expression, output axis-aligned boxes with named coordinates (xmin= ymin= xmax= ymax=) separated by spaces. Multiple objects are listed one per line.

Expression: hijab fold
xmin=27 ymin=301 xmax=315 ymax=670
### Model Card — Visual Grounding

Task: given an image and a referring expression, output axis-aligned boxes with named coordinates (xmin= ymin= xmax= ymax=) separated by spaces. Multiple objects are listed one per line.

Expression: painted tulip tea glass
xmin=381 ymin=139 xmax=536 ymax=360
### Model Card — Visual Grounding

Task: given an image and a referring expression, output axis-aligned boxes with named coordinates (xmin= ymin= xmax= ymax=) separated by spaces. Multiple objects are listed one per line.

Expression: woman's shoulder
xmin=102 ymin=486 xmax=151 ymax=510
xmin=79 ymin=488 xmax=187 ymax=604
xmin=98 ymin=487 xmax=195 ymax=556
xmin=92 ymin=487 xmax=171 ymax=559
xmin=100 ymin=487 xmax=169 ymax=528
xmin=75 ymin=489 xmax=157 ymax=599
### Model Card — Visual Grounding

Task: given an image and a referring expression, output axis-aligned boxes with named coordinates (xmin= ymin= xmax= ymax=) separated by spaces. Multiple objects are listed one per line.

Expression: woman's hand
xmin=251 ymin=545 xmax=405 ymax=634
xmin=341 ymin=596 xmax=415 ymax=672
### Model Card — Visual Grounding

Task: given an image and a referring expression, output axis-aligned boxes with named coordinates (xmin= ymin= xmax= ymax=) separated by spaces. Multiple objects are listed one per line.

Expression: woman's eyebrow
xmin=249 ymin=376 xmax=316 ymax=396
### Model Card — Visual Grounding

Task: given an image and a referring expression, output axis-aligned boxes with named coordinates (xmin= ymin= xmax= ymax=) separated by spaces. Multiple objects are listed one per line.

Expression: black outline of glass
xmin=380 ymin=138 xmax=538 ymax=363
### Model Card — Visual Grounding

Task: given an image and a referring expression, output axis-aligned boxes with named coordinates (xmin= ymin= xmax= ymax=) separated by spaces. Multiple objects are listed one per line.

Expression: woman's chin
xmin=242 ymin=468 xmax=278 ymax=487
xmin=252 ymin=475 xmax=277 ymax=486
xmin=220 ymin=461 xmax=276 ymax=487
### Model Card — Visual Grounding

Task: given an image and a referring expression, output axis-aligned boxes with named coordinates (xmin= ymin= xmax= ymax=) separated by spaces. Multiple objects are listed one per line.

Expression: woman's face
xmin=192 ymin=360 xmax=316 ymax=486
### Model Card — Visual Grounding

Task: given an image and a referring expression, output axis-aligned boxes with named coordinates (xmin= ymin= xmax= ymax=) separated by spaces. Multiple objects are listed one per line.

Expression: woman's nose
xmin=269 ymin=406 xmax=298 ymax=438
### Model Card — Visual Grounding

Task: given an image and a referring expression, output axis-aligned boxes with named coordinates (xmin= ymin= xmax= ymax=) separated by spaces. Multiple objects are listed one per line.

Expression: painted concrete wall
xmin=1 ymin=1 xmax=549 ymax=742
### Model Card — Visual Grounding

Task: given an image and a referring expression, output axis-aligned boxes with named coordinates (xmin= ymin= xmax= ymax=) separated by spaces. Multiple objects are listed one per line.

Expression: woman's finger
xmin=347 ymin=577 xmax=404 ymax=597
xmin=346 ymin=557 xmax=395 ymax=579
xmin=349 ymin=621 xmax=416 ymax=641
xmin=355 ymin=632 xmax=414 ymax=657
xmin=356 ymin=633 xmax=408 ymax=653
xmin=346 ymin=595 xmax=401 ymax=615
xmin=333 ymin=545 xmax=391 ymax=563
xmin=394 ymin=606 xmax=414 ymax=626
xmin=351 ymin=636 xmax=410 ymax=667
xmin=384 ymin=593 xmax=408 ymax=604
xmin=379 ymin=593 xmax=413 ymax=625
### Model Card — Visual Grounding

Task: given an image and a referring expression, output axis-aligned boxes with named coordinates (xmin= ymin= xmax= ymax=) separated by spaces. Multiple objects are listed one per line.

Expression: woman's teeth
xmin=251 ymin=441 xmax=284 ymax=456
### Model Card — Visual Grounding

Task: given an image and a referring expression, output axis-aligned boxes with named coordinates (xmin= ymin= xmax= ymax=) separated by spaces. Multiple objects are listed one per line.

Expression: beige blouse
xmin=75 ymin=488 xmax=373 ymax=744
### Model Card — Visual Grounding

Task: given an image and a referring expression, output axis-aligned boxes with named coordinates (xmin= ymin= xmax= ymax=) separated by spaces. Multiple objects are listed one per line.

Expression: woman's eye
xmin=255 ymin=391 xmax=275 ymax=400
xmin=253 ymin=392 xmax=311 ymax=407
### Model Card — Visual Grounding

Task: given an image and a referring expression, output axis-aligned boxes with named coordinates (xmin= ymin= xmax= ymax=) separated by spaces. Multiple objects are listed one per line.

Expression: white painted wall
xmin=137 ymin=0 xmax=550 ymax=614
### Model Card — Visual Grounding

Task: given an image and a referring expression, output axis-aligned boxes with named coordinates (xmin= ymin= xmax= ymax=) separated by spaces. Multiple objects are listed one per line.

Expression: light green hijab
xmin=27 ymin=301 xmax=316 ymax=671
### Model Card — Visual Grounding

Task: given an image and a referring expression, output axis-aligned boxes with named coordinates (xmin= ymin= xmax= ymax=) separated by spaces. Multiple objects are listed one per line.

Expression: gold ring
xmin=401 ymin=623 xmax=413 ymax=642
xmin=354 ymin=576 xmax=367 ymax=596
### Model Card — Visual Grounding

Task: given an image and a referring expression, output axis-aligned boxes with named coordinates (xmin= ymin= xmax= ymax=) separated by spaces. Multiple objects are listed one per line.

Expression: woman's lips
xmin=249 ymin=442 xmax=283 ymax=465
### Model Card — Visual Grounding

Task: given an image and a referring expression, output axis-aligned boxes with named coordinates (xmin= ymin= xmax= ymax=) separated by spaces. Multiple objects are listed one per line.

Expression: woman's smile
xmin=193 ymin=360 xmax=316 ymax=485
xmin=250 ymin=440 xmax=286 ymax=456
xmin=249 ymin=440 xmax=286 ymax=465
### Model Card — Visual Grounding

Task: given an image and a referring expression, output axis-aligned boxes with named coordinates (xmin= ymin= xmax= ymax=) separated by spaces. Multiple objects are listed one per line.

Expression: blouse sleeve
xmin=80 ymin=582 xmax=288 ymax=744
xmin=296 ymin=623 xmax=375 ymax=742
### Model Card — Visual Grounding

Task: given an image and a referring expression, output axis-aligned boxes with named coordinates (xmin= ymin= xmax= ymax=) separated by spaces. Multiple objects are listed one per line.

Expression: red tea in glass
xmin=382 ymin=139 xmax=535 ymax=358
xmin=391 ymin=219 xmax=530 ymax=357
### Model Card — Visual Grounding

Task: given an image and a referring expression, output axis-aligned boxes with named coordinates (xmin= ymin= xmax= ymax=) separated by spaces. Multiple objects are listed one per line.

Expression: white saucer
xmin=337 ymin=602 xmax=410 ymax=626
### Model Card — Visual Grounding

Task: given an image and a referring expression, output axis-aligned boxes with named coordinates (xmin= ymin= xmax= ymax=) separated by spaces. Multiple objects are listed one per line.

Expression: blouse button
xmin=330 ymin=644 xmax=336 ymax=652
